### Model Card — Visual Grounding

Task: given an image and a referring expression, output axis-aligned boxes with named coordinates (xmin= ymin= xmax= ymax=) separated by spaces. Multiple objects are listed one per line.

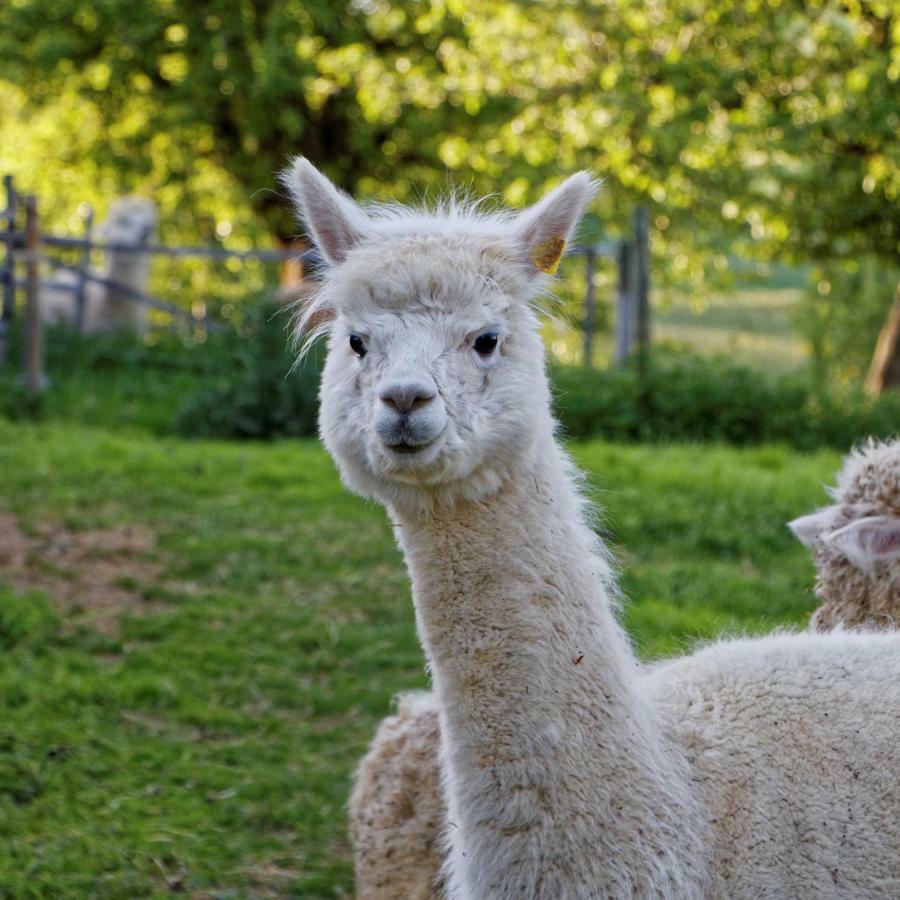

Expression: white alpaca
xmin=284 ymin=159 xmax=900 ymax=900
xmin=352 ymin=440 xmax=900 ymax=900
xmin=41 ymin=197 xmax=157 ymax=332
xmin=349 ymin=693 xmax=447 ymax=900
xmin=790 ymin=438 xmax=900 ymax=631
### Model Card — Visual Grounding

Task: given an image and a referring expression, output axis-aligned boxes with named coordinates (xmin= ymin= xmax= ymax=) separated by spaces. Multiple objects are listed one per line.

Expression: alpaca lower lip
xmin=387 ymin=440 xmax=433 ymax=454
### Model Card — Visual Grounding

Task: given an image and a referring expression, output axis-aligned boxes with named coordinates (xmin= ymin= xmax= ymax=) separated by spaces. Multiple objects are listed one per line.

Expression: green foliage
xmin=798 ymin=256 xmax=900 ymax=386
xmin=0 ymin=417 xmax=840 ymax=895
xmin=552 ymin=353 xmax=900 ymax=449
xmin=1 ymin=0 xmax=896 ymax=297
xmin=4 ymin=318 xmax=897 ymax=448
xmin=172 ymin=308 xmax=322 ymax=440
xmin=0 ymin=302 xmax=323 ymax=437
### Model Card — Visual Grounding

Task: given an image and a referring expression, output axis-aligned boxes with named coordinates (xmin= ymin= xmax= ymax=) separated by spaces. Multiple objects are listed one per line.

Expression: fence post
xmin=583 ymin=246 xmax=596 ymax=368
xmin=614 ymin=239 xmax=633 ymax=365
xmin=74 ymin=204 xmax=94 ymax=333
xmin=0 ymin=174 xmax=16 ymax=367
xmin=23 ymin=194 xmax=46 ymax=395
xmin=632 ymin=207 xmax=650 ymax=378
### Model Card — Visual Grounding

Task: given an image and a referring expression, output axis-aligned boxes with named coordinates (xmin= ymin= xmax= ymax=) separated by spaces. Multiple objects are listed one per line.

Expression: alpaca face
xmin=284 ymin=159 xmax=596 ymax=508
xmin=316 ymin=238 xmax=550 ymax=504
xmin=789 ymin=440 xmax=900 ymax=576
xmin=100 ymin=198 xmax=158 ymax=246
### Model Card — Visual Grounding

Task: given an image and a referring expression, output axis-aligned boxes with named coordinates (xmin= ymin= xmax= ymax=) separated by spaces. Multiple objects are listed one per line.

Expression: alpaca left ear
xmin=514 ymin=172 xmax=599 ymax=276
xmin=825 ymin=516 xmax=900 ymax=572
xmin=788 ymin=506 xmax=841 ymax=548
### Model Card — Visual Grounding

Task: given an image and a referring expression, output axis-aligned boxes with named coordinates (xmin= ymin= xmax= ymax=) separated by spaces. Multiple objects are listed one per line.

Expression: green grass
xmin=0 ymin=419 xmax=839 ymax=897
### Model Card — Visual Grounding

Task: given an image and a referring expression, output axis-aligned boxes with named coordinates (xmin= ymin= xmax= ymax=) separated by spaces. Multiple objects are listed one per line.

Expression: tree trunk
xmin=865 ymin=281 xmax=900 ymax=394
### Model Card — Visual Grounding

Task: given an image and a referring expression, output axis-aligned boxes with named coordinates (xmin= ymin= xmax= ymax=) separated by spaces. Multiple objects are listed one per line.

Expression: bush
xmin=3 ymin=307 xmax=897 ymax=449
xmin=172 ymin=303 xmax=322 ymax=439
xmin=552 ymin=352 xmax=900 ymax=449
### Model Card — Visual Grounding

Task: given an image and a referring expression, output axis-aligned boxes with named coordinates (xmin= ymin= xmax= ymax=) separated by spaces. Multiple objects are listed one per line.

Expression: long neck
xmin=393 ymin=435 xmax=705 ymax=898
xmin=102 ymin=247 xmax=151 ymax=320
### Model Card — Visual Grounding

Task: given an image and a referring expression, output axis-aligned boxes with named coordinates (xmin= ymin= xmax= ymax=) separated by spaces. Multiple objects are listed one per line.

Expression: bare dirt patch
xmin=0 ymin=512 xmax=166 ymax=635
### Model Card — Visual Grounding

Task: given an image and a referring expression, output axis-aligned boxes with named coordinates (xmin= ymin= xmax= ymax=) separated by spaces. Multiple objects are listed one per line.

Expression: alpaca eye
xmin=349 ymin=334 xmax=367 ymax=358
xmin=473 ymin=332 xmax=499 ymax=355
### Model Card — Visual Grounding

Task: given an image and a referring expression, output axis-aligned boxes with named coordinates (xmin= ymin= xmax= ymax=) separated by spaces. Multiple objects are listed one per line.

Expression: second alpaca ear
xmin=788 ymin=506 xmax=842 ymax=547
xmin=514 ymin=172 xmax=599 ymax=276
xmin=282 ymin=157 xmax=368 ymax=264
xmin=825 ymin=515 xmax=900 ymax=572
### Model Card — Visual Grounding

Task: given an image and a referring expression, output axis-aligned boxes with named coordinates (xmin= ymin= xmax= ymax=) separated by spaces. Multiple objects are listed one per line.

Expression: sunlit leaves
xmin=0 ymin=0 xmax=895 ymax=291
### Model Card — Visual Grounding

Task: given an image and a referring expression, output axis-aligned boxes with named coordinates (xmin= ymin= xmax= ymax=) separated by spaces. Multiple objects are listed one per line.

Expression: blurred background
xmin=0 ymin=1 xmax=898 ymax=897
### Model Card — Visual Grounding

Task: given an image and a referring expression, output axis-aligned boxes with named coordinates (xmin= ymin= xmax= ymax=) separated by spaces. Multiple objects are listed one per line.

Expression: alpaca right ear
xmin=824 ymin=516 xmax=900 ymax=572
xmin=788 ymin=506 xmax=841 ymax=547
xmin=281 ymin=157 xmax=368 ymax=264
xmin=514 ymin=172 xmax=599 ymax=277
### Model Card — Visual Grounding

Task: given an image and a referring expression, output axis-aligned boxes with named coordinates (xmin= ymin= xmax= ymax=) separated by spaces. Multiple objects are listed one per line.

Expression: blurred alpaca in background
xmin=40 ymin=197 xmax=157 ymax=333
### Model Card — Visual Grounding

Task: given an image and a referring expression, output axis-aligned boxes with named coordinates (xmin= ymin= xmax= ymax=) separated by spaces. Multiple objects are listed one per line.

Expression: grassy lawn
xmin=0 ymin=418 xmax=839 ymax=898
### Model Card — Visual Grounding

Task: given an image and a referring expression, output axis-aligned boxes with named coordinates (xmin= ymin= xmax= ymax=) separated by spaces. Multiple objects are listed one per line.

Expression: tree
xmin=2 ymin=0 xmax=896 ymax=370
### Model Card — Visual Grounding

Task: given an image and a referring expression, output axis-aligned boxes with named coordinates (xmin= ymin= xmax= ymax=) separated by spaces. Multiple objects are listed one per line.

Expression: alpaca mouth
xmin=380 ymin=428 xmax=445 ymax=461
xmin=392 ymin=442 xmax=426 ymax=454
xmin=384 ymin=436 xmax=439 ymax=455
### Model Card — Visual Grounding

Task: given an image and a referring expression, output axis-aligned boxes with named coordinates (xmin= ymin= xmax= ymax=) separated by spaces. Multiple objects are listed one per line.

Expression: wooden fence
xmin=0 ymin=175 xmax=649 ymax=393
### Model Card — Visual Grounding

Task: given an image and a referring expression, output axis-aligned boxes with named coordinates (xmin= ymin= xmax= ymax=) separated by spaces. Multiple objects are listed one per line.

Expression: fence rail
xmin=0 ymin=173 xmax=650 ymax=393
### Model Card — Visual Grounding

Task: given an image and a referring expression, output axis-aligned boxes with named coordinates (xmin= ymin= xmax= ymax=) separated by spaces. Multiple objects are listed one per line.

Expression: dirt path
xmin=0 ymin=512 xmax=165 ymax=636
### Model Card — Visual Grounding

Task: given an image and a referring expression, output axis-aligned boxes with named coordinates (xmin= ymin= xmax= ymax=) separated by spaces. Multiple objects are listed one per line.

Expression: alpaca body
xmin=282 ymin=160 xmax=900 ymax=900
xmin=355 ymin=625 xmax=900 ymax=900
xmin=40 ymin=197 xmax=156 ymax=333
xmin=650 ymin=633 xmax=900 ymax=898
xmin=395 ymin=438 xmax=900 ymax=899
xmin=349 ymin=693 xmax=447 ymax=900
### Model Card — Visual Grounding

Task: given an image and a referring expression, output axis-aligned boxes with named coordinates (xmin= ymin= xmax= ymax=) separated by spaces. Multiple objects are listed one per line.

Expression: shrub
xmin=172 ymin=304 xmax=322 ymax=439
xmin=551 ymin=353 xmax=900 ymax=448
xmin=3 ymin=305 xmax=897 ymax=449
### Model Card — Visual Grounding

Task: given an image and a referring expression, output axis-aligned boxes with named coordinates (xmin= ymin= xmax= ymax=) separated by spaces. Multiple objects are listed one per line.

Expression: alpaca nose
xmin=379 ymin=380 xmax=437 ymax=415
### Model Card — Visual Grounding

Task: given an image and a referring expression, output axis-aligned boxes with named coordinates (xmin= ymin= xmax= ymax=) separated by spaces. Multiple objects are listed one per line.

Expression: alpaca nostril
xmin=379 ymin=381 xmax=437 ymax=415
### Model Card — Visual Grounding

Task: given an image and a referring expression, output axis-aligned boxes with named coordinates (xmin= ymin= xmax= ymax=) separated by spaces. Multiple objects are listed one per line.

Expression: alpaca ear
xmin=824 ymin=515 xmax=900 ymax=572
xmin=788 ymin=506 xmax=841 ymax=548
xmin=281 ymin=157 xmax=368 ymax=264
xmin=514 ymin=172 xmax=599 ymax=276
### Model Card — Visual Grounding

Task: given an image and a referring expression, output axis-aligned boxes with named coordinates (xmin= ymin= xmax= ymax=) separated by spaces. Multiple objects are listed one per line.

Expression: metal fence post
xmin=0 ymin=175 xmax=16 ymax=366
xmin=614 ymin=239 xmax=633 ymax=365
xmin=74 ymin=204 xmax=93 ymax=333
xmin=583 ymin=246 xmax=596 ymax=368
xmin=633 ymin=207 xmax=650 ymax=370
xmin=23 ymin=194 xmax=46 ymax=394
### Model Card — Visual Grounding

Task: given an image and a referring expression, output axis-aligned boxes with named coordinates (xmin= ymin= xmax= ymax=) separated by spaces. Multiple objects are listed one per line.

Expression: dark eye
xmin=473 ymin=332 xmax=499 ymax=355
xmin=349 ymin=334 xmax=367 ymax=357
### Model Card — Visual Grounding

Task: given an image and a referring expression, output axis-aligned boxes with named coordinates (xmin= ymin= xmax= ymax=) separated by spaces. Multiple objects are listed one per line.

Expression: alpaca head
xmin=283 ymin=159 xmax=596 ymax=510
xmin=789 ymin=439 xmax=900 ymax=624
xmin=99 ymin=197 xmax=158 ymax=246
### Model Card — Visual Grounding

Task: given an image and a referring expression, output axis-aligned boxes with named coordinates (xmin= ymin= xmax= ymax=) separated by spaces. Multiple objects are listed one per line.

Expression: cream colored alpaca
xmin=41 ymin=197 xmax=157 ymax=332
xmin=352 ymin=438 xmax=900 ymax=899
xmin=791 ymin=438 xmax=900 ymax=631
xmin=349 ymin=693 xmax=446 ymax=900
xmin=350 ymin=440 xmax=900 ymax=900
xmin=285 ymin=158 xmax=900 ymax=899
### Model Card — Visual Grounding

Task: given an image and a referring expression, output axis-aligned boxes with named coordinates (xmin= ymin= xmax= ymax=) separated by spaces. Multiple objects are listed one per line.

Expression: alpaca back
xmin=647 ymin=629 xmax=900 ymax=897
